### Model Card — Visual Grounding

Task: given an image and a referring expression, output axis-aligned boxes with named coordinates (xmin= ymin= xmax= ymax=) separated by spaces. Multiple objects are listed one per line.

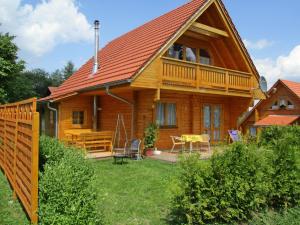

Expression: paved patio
xmin=147 ymin=150 xmax=213 ymax=163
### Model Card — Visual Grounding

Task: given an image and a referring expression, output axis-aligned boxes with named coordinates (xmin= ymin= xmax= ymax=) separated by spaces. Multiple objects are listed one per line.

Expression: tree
xmin=0 ymin=32 xmax=25 ymax=103
xmin=5 ymin=69 xmax=53 ymax=102
xmin=62 ymin=61 xmax=76 ymax=80
xmin=51 ymin=69 xmax=64 ymax=87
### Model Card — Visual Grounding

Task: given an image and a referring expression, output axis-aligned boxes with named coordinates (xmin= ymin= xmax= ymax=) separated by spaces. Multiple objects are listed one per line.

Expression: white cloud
xmin=0 ymin=0 xmax=93 ymax=56
xmin=254 ymin=45 xmax=300 ymax=87
xmin=243 ymin=39 xmax=274 ymax=50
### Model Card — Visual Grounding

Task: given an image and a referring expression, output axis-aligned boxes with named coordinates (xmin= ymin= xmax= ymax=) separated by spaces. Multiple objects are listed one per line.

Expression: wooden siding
xmin=58 ymin=95 xmax=93 ymax=139
xmin=57 ymin=89 xmax=251 ymax=150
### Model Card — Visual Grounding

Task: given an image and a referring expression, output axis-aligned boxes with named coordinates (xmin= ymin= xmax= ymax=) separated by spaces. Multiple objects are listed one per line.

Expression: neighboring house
xmin=241 ymin=79 xmax=300 ymax=136
xmin=40 ymin=0 xmax=264 ymax=150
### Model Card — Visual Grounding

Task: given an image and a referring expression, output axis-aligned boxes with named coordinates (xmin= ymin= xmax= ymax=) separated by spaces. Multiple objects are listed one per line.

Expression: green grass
xmin=0 ymin=171 xmax=29 ymax=225
xmin=92 ymin=158 xmax=179 ymax=225
xmin=248 ymin=207 xmax=300 ymax=225
xmin=1 ymin=158 xmax=299 ymax=225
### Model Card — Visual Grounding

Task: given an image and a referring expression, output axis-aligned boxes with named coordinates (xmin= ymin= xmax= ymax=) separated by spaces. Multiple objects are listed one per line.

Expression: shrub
xmin=172 ymin=143 xmax=273 ymax=224
xmin=38 ymin=136 xmax=103 ymax=224
xmin=260 ymin=126 xmax=300 ymax=147
xmin=39 ymin=135 xmax=66 ymax=170
xmin=269 ymin=133 xmax=300 ymax=208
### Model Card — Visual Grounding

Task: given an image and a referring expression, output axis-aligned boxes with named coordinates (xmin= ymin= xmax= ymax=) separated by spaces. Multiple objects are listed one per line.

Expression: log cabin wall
xmin=134 ymin=90 xmax=250 ymax=149
xmin=98 ymin=91 xmax=133 ymax=145
xmin=58 ymin=95 xmax=93 ymax=139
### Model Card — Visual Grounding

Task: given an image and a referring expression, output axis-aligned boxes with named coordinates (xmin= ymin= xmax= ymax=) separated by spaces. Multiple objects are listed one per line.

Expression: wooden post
xmin=225 ymin=71 xmax=229 ymax=92
xmin=31 ymin=108 xmax=39 ymax=224
xmin=13 ymin=104 xmax=19 ymax=199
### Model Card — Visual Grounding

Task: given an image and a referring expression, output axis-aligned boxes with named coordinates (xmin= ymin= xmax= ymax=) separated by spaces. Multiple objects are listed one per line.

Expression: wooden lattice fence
xmin=0 ymin=98 xmax=39 ymax=223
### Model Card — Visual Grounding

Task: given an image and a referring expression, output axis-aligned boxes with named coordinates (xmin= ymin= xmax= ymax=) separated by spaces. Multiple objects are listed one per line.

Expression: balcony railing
xmin=161 ymin=57 xmax=252 ymax=92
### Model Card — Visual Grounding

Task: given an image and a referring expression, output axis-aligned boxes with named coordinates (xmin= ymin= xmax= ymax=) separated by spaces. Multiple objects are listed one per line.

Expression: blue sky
xmin=0 ymin=0 xmax=299 ymax=85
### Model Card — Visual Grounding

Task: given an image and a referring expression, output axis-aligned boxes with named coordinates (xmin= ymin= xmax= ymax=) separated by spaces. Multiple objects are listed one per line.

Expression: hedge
xmin=38 ymin=136 xmax=103 ymax=225
xmin=172 ymin=126 xmax=300 ymax=225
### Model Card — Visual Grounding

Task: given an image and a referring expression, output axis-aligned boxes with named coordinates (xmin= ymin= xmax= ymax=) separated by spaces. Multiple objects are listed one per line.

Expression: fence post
xmin=31 ymin=108 xmax=39 ymax=224
xmin=13 ymin=104 xmax=19 ymax=199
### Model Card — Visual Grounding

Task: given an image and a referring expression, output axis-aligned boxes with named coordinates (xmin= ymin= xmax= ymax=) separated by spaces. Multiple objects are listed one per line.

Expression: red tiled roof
xmin=281 ymin=79 xmax=300 ymax=98
xmin=45 ymin=0 xmax=208 ymax=100
xmin=254 ymin=115 xmax=300 ymax=127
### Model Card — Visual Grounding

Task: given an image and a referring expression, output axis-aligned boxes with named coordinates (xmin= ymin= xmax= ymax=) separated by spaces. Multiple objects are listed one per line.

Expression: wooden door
xmin=202 ymin=104 xmax=222 ymax=142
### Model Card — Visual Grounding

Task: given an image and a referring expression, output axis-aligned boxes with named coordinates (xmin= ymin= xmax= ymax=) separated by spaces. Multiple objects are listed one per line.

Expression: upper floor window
xmin=270 ymin=101 xmax=279 ymax=110
xmin=199 ymin=49 xmax=211 ymax=65
xmin=287 ymin=101 xmax=295 ymax=109
xmin=186 ymin=47 xmax=197 ymax=62
xmin=156 ymin=102 xmax=177 ymax=127
xmin=168 ymin=44 xmax=183 ymax=60
xmin=72 ymin=111 xmax=84 ymax=125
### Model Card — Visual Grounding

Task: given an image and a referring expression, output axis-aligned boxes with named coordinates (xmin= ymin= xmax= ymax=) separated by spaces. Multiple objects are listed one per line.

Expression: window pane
xmin=186 ymin=47 xmax=196 ymax=62
xmin=214 ymin=106 xmax=221 ymax=128
xmin=169 ymin=44 xmax=183 ymax=60
xmin=156 ymin=103 xmax=165 ymax=126
xmin=204 ymin=105 xmax=211 ymax=129
xmin=73 ymin=111 xmax=84 ymax=125
xmin=200 ymin=49 xmax=211 ymax=65
xmin=167 ymin=103 xmax=176 ymax=126
xmin=214 ymin=130 xmax=220 ymax=141
xmin=250 ymin=127 xmax=256 ymax=137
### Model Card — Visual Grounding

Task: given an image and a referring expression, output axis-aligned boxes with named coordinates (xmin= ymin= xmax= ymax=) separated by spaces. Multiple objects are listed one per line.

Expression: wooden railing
xmin=0 ymin=98 xmax=39 ymax=224
xmin=161 ymin=57 xmax=252 ymax=92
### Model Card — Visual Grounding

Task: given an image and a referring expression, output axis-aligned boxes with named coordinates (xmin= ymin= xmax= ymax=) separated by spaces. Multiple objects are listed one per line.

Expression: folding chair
xmin=127 ymin=139 xmax=142 ymax=160
xmin=170 ymin=136 xmax=185 ymax=152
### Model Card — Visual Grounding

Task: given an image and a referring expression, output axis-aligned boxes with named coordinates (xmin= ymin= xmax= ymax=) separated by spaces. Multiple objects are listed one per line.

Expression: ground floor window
xmin=249 ymin=126 xmax=257 ymax=137
xmin=72 ymin=111 xmax=85 ymax=125
xmin=156 ymin=103 xmax=177 ymax=127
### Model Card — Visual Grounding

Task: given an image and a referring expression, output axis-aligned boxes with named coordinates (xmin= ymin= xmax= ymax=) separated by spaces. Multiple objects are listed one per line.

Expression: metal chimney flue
xmin=93 ymin=20 xmax=100 ymax=74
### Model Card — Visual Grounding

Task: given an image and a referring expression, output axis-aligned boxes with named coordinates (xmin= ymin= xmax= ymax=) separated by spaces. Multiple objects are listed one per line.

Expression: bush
xmin=266 ymin=132 xmax=300 ymax=208
xmin=260 ymin=126 xmax=300 ymax=147
xmin=38 ymin=136 xmax=103 ymax=224
xmin=172 ymin=143 xmax=273 ymax=224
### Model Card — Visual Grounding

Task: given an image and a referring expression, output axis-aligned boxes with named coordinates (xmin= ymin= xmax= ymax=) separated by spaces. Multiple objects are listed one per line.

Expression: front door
xmin=203 ymin=104 xmax=222 ymax=142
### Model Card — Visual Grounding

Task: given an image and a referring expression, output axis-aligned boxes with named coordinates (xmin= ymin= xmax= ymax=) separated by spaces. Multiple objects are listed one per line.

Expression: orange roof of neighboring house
xmin=43 ymin=0 xmax=208 ymax=100
xmin=281 ymin=79 xmax=300 ymax=98
xmin=239 ymin=79 xmax=300 ymax=127
xmin=254 ymin=115 xmax=300 ymax=127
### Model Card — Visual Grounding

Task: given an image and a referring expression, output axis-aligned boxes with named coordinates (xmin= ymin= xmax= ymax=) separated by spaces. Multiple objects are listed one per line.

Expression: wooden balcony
xmin=161 ymin=57 xmax=253 ymax=95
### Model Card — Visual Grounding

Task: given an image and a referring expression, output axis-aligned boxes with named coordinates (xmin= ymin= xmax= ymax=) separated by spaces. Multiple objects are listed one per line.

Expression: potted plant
xmin=144 ymin=123 xmax=159 ymax=156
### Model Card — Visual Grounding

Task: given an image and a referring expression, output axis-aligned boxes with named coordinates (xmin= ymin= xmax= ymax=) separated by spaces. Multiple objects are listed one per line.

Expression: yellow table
xmin=181 ymin=134 xmax=203 ymax=153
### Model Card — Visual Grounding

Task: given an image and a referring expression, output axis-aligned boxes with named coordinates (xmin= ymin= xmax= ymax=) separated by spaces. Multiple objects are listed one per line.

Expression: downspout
xmin=105 ymin=86 xmax=134 ymax=139
xmin=47 ymin=102 xmax=58 ymax=139
xmin=93 ymin=96 xmax=98 ymax=131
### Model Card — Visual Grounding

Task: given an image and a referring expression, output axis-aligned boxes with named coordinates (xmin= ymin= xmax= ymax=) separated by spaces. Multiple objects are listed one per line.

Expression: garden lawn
xmin=91 ymin=158 xmax=179 ymax=225
xmin=0 ymin=171 xmax=29 ymax=225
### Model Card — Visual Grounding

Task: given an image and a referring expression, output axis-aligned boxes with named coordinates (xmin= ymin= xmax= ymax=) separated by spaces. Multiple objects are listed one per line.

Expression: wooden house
xmin=40 ymin=0 xmax=265 ymax=151
xmin=241 ymin=79 xmax=300 ymax=136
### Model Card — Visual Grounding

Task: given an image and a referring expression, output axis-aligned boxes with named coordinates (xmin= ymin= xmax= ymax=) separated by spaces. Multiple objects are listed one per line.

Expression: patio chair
xmin=126 ymin=139 xmax=142 ymax=160
xmin=228 ymin=130 xmax=242 ymax=142
xmin=200 ymin=134 xmax=211 ymax=153
xmin=170 ymin=136 xmax=185 ymax=152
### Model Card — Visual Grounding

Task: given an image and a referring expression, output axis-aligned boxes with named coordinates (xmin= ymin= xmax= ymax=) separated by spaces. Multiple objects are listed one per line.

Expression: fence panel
xmin=0 ymin=98 xmax=39 ymax=224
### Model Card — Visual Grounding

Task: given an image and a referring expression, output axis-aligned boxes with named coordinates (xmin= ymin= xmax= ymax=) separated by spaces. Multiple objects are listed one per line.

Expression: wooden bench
xmin=75 ymin=131 xmax=114 ymax=153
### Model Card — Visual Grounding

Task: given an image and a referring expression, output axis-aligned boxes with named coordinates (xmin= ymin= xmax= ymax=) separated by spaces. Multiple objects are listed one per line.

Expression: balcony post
xmin=225 ymin=71 xmax=229 ymax=92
